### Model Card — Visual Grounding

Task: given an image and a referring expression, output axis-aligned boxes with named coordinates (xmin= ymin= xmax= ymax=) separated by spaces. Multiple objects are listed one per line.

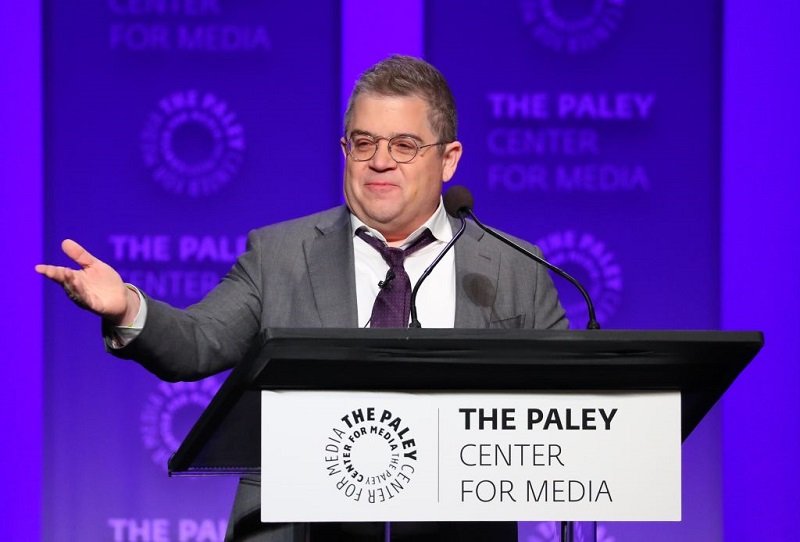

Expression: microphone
xmin=378 ymin=269 xmax=395 ymax=290
xmin=408 ymin=198 xmax=469 ymax=328
xmin=444 ymin=185 xmax=601 ymax=330
xmin=443 ymin=184 xmax=474 ymax=218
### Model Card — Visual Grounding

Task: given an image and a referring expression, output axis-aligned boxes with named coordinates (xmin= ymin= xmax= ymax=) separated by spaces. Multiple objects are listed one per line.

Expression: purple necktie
xmin=356 ymin=228 xmax=437 ymax=328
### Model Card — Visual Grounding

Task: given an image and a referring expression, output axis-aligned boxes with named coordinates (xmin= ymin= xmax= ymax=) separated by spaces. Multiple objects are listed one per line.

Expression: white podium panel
xmin=261 ymin=391 xmax=680 ymax=522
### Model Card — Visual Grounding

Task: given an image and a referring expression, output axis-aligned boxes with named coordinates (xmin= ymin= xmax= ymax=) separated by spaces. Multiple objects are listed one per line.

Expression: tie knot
xmin=356 ymin=228 xmax=436 ymax=269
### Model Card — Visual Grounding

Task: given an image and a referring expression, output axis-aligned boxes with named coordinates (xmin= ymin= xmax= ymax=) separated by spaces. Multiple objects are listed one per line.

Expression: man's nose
xmin=369 ymin=139 xmax=397 ymax=170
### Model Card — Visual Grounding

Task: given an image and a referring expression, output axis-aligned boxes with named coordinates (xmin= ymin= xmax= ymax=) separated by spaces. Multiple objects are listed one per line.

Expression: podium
xmin=168 ymin=329 xmax=762 ymax=538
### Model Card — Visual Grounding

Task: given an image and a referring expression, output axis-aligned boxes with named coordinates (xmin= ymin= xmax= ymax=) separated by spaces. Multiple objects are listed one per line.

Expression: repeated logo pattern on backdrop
xmin=140 ymin=90 xmax=246 ymax=197
xmin=535 ymin=230 xmax=622 ymax=326
xmin=485 ymin=89 xmax=654 ymax=195
xmin=45 ymin=2 xmax=340 ymax=540
xmin=521 ymin=0 xmax=625 ymax=54
xmin=428 ymin=1 xmax=720 ymax=332
xmin=141 ymin=377 xmax=223 ymax=471
xmin=428 ymin=1 xmax=722 ymax=540
xmin=107 ymin=0 xmax=271 ymax=53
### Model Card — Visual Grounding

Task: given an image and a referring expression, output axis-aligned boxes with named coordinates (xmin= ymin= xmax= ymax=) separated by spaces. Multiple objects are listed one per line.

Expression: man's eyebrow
xmin=347 ymin=129 xmax=424 ymax=142
xmin=393 ymin=132 xmax=424 ymax=143
xmin=348 ymin=129 xmax=375 ymax=138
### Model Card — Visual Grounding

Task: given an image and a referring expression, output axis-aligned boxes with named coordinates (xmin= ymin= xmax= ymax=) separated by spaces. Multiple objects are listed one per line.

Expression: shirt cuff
xmin=107 ymin=284 xmax=147 ymax=349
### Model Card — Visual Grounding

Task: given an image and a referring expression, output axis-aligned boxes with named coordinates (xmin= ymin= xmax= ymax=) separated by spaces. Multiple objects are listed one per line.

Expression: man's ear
xmin=441 ymin=141 xmax=463 ymax=183
xmin=340 ymin=137 xmax=348 ymax=158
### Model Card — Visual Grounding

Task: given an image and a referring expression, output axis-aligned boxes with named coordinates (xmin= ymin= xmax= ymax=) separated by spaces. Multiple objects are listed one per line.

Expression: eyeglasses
xmin=343 ymin=134 xmax=449 ymax=163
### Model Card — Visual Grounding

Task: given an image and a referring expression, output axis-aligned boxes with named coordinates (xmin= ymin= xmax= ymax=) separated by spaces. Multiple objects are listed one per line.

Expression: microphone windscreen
xmin=444 ymin=185 xmax=474 ymax=217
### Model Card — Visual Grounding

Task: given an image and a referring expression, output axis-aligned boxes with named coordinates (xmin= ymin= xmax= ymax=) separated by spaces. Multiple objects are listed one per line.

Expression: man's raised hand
xmin=35 ymin=239 xmax=140 ymax=325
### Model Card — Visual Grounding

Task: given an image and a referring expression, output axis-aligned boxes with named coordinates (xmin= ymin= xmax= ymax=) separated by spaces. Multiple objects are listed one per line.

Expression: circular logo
xmin=323 ymin=407 xmax=418 ymax=504
xmin=140 ymin=90 xmax=245 ymax=197
xmin=521 ymin=0 xmax=625 ymax=54
xmin=140 ymin=377 xmax=222 ymax=470
xmin=535 ymin=230 xmax=622 ymax=327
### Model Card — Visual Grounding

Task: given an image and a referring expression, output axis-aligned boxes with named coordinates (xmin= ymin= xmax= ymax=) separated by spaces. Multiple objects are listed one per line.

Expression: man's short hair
xmin=344 ymin=55 xmax=457 ymax=143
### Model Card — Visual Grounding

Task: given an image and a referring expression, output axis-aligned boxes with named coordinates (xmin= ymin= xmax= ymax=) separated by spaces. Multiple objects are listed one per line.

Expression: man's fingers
xmin=35 ymin=265 xmax=92 ymax=307
xmin=62 ymin=239 xmax=96 ymax=268
xmin=34 ymin=264 xmax=73 ymax=284
xmin=35 ymin=239 xmax=100 ymax=279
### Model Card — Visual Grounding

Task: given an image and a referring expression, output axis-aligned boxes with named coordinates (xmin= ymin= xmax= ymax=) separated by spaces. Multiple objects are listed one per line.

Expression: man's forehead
xmin=353 ymin=91 xmax=428 ymax=106
xmin=348 ymin=94 xmax=433 ymax=133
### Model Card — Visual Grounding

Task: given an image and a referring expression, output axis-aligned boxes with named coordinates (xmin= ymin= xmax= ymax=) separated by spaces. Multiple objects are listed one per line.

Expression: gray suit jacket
xmin=111 ymin=205 xmax=567 ymax=540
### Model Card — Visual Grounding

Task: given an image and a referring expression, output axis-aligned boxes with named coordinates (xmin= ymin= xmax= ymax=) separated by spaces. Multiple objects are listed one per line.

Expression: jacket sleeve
xmin=104 ymin=230 xmax=265 ymax=382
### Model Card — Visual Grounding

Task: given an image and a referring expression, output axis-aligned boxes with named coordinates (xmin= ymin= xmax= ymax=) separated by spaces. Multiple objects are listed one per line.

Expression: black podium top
xmin=169 ymin=328 xmax=762 ymax=475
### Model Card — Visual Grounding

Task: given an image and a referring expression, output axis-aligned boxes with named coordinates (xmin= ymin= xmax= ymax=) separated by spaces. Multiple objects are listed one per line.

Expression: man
xmin=37 ymin=55 xmax=567 ymax=541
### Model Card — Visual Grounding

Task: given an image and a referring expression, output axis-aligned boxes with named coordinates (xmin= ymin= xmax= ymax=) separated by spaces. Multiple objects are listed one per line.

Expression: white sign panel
xmin=261 ymin=391 xmax=680 ymax=522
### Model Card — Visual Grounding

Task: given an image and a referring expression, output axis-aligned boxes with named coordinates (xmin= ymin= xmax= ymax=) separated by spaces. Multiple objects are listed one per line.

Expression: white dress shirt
xmin=351 ymin=198 xmax=456 ymax=328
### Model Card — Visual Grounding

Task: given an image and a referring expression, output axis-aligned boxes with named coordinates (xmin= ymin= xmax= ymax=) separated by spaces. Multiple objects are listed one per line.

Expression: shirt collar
xmin=350 ymin=198 xmax=452 ymax=248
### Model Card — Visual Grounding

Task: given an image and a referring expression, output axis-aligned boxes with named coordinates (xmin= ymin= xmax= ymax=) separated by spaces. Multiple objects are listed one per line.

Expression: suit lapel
xmin=304 ymin=210 xmax=501 ymax=329
xmin=305 ymin=208 xmax=359 ymax=327
xmin=453 ymin=219 xmax=500 ymax=329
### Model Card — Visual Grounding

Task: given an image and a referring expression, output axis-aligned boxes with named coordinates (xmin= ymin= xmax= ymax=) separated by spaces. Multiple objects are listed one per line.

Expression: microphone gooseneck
xmin=446 ymin=185 xmax=601 ymax=330
xmin=408 ymin=205 xmax=468 ymax=328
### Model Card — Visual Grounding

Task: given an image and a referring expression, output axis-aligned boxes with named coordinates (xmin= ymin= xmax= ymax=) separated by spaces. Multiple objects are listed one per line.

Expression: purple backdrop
xmin=3 ymin=1 xmax=796 ymax=541
xmin=42 ymin=2 xmax=339 ymax=539
xmin=721 ymin=2 xmax=800 ymax=540
xmin=425 ymin=3 xmax=721 ymax=540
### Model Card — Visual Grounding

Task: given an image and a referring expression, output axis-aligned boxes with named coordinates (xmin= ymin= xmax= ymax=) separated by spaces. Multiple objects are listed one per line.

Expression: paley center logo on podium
xmin=323 ymin=407 xmax=418 ymax=504
xmin=520 ymin=0 xmax=625 ymax=54
xmin=140 ymin=377 xmax=222 ymax=470
xmin=140 ymin=90 xmax=246 ymax=197
xmin=536 ymin=230 xmax=622 ymax=326
xmin=262 ymin=391 xmax=680 ymax=522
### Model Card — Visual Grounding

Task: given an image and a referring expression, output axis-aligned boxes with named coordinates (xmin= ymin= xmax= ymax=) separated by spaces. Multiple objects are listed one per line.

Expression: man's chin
xmin=360 ymin=210 xmax=408 ymax=236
